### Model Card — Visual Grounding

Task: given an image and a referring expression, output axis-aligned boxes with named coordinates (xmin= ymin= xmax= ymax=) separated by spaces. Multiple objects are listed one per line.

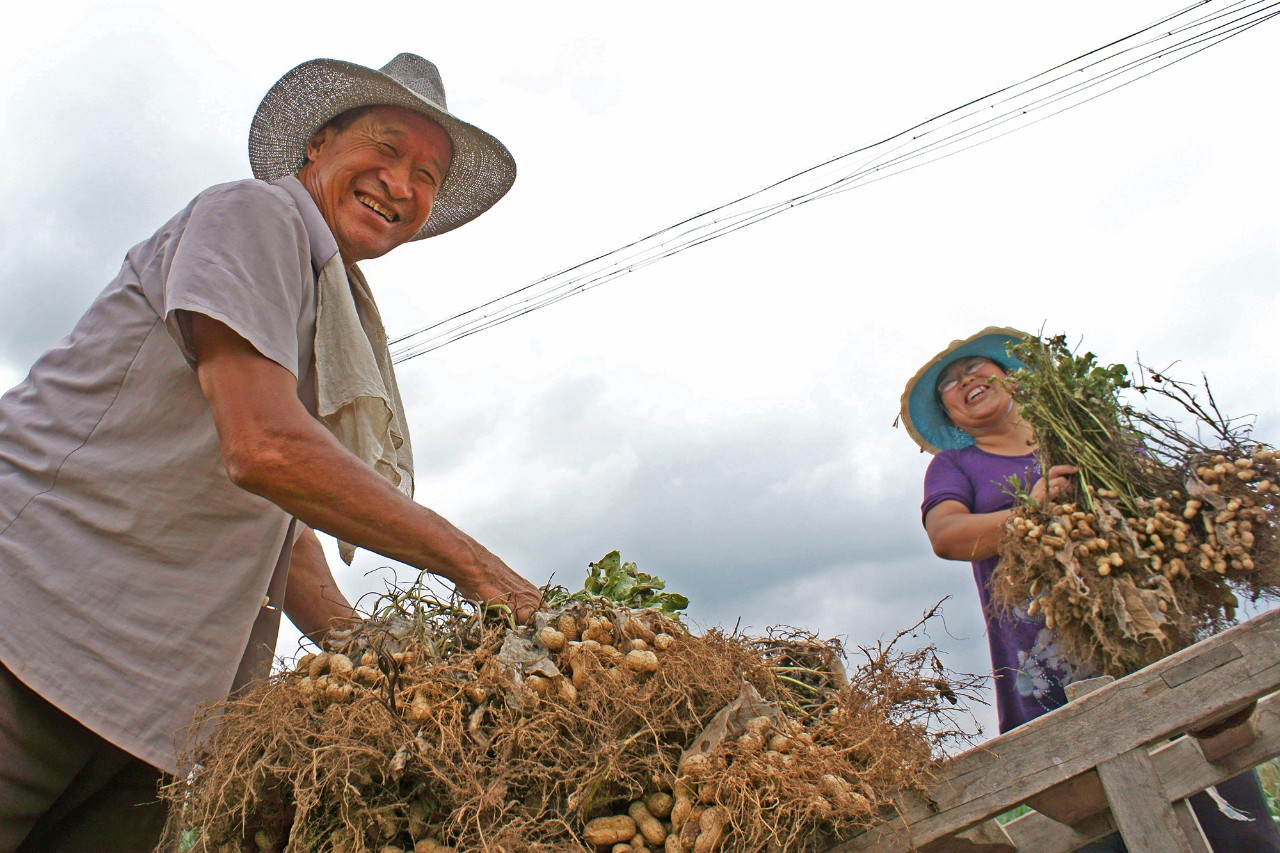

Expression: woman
xmin=900 ymin=326 xmax=1279 ymax=851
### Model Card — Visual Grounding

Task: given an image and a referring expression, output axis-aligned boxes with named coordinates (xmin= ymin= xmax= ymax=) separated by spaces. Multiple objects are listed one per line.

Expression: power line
xmin=391 ymin=1 xmax=1277 ymax=363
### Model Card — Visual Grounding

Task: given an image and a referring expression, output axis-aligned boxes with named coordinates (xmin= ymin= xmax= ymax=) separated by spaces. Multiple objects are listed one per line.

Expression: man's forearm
xmin=192 ymin=313 xmax=539 ymax=617
xmin=283 ymin=524 xmax=358 ymax=641
xmin=228 ymin=414 xmax=493 ymax=580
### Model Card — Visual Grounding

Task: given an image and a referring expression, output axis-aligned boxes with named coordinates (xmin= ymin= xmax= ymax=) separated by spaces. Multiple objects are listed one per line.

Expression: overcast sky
xmin=2 ymin=1 xmax=1276 ymax=738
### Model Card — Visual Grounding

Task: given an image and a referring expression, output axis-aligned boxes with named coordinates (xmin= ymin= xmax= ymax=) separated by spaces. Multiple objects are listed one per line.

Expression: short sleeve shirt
xmin=0 ymin=176 xmax=336 ymax=772
xmin=922 ymin=446 xmax=1074 ymax=733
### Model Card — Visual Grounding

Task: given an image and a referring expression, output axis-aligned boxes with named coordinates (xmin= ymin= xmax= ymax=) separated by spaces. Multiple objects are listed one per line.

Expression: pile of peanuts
xmin=1008 ymin=446 xmax=1280 ymax=627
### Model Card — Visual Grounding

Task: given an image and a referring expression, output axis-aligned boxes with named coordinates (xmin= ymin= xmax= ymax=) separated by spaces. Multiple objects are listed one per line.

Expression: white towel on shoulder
xmin=314 ymin=255 xmax=415 ymax=564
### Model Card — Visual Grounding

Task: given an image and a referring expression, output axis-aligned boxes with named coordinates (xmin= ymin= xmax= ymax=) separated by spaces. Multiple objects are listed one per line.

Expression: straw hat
xmin=899 ymin=326 xmax=1028 ymax=454
xmin=248 ymin=53 xmax=516 ymax=240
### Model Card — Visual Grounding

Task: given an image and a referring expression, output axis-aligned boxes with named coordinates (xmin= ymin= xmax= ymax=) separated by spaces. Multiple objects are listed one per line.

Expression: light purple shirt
xmin=0 ymin=176 xmax=335 ymax=772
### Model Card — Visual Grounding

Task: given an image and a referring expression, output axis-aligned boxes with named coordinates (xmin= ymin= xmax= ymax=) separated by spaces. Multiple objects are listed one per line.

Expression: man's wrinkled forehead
xmin=333 ymin=105 xmax=454 ymax=158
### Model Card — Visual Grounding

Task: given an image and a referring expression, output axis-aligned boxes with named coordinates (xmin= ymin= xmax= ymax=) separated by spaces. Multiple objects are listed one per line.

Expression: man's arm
xmin=189 ymin=312 xmax=541 ymax=621
xmin=284 ymin=524 xmax=359 ymax=641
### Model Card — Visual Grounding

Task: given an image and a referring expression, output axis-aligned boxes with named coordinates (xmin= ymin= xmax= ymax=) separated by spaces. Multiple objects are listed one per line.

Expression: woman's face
xmin=936 ymin=357 xmax=1012 ymax=434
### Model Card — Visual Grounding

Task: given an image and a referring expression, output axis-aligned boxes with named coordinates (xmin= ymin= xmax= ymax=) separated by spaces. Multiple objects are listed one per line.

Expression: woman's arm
xmin=924 ymin=500 xmax=1010 ymax=562
xmin=924 ymin=464 xmax=1079 ymax=562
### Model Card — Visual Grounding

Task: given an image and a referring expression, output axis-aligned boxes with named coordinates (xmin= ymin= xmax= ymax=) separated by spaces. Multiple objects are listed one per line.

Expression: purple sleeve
xmin=922 ymin=450 xmax=974 ymax=524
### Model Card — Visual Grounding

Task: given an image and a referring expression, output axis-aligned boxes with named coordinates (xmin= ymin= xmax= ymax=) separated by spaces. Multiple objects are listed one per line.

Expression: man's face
xmin=298 ymin=105 xmax=453 ymax=266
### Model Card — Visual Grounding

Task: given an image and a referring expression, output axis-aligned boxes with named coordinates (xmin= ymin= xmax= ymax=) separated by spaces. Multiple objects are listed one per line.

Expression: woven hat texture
xmin=249 ymin=53 xmax=516 ymax=240
xmin=899 ymin=326 xmax=1027 ymax=454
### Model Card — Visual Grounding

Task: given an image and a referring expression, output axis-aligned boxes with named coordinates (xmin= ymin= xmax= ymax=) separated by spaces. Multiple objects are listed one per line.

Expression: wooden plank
xmin=829 ymin=608 xmax=1280 ymax=852
xmin=1095 ymin=747 xmax=1194 ymax=852
xmin=1189 ymin=699 xmax=1257 ymax=737
xmin=838 ymin=729 xmax=1280 ymax=853
xmin=836 ymin=715 xmax=1280 ymax=853
xmin=1171 ymin=800 xmax=1212 ymax=853
xmin=1063 ymin=675 xmax=1114 ymax=702
xmin=1024 ymin=770 xmax=1107 ymax=825
xmin=997 ymin=700 xmax=1280 ymax=853
xmin=1162 ymin=643 xmax=1243 ymax=688
xmin=1152 ymin=690 xmax=1280 ymax=802
xmin=1002 ymin=810 xmax=1115 ymax=853
xmin=1194 ymin=714 xmax=1259 ymax=762
xmin=1187 ymin=700 xmax=1259 ymax=761
xmin=919 ymin=819 xmax=1015 ymax=853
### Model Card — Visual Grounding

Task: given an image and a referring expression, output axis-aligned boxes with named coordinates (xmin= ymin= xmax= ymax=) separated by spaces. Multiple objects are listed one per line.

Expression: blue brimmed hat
xmin=899 ymin=326 xmax=1027 ymax=454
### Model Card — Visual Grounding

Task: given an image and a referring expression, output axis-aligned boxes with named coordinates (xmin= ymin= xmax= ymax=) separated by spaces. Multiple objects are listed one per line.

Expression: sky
xmin=1 ymin=1 xmax=1276 ymax=739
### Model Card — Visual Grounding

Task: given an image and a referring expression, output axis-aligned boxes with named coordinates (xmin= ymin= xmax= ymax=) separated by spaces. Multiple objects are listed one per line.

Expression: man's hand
xmin=188 ymin=312 xmax=541 ymax=622
xmin=453 ymin=570 xmax=544 ymax=624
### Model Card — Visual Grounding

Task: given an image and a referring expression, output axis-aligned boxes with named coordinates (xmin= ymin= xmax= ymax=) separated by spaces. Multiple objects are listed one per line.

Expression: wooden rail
xmin=830 ymin=607 xmax=1280 ymax=853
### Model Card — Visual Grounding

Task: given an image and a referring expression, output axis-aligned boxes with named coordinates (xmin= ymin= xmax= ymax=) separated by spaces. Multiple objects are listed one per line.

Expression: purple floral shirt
xmin=922 ymin=446 xmax=1073 ymax=733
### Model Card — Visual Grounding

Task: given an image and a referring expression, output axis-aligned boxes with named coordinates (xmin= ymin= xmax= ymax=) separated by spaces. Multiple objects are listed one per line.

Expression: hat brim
xmin=899 ymin=326 xmax=1028 ymax=454
xmin=248 ymin=58 xmax=516 ymax=240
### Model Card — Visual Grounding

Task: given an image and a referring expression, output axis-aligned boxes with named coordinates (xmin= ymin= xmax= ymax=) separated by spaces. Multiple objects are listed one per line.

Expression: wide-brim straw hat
xmin=248 ymin=53 xmax=516 ymax=240
xmin=899 ymin=326 xmax=1028 ymax=454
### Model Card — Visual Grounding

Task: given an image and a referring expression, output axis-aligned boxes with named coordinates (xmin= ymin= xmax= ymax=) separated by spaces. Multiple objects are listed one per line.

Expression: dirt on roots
xmin=993 ymin=447 xmax=1280 ymax=678
xmin=161 ymin=597 xmax=979 ymax=853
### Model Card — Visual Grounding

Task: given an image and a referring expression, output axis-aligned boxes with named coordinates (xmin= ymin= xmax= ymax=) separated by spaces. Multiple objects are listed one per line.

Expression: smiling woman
xmin=933 ymin=356 xmax=1017 ymax=438
xmin=901 ymin=327 xmax=1078 ymax=726
xmin=900 ymin=325 xmax=1280 ymax=852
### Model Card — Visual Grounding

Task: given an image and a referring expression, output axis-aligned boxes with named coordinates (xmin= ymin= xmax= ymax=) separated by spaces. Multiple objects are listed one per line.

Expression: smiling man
xmin=297 ymin=105 xmax=454 ymax=264
xmin=0 ymin=53 xmax=540 ymax=851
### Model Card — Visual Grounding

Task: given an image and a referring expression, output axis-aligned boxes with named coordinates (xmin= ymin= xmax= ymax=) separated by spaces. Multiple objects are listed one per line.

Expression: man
xmin=0 ymin=53 xmax=540 ymax=850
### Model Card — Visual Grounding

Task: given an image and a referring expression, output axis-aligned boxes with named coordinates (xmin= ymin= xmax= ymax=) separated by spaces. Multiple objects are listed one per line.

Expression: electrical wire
xmin=390 ymin=0 xmax=1277 ymax=363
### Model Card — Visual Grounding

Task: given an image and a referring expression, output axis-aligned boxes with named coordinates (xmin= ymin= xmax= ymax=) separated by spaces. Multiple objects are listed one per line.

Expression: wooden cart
xmin=833 ymin=607 xmax=1280 ymax=852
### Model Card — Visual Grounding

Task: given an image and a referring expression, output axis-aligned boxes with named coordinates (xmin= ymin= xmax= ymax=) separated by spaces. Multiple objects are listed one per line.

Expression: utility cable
xmin=390 ymin=0 xmax=1277 ymax=362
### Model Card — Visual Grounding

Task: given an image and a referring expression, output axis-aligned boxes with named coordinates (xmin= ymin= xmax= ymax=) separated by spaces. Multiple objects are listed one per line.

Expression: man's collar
xmin=272 ymin=175 xmax=340 ymax=275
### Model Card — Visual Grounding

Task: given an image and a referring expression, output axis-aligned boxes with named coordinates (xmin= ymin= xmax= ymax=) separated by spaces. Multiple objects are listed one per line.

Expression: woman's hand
xmin=1029 ymin=464 xmax=1080 ymax=506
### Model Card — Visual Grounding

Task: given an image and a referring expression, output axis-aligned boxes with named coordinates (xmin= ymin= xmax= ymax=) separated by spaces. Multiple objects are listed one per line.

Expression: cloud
xmin=3 ymin=0 xmax=1274 ymax=749
xmin=0 ymin=7 xmax=247 ymax=369
xmin=505 ymin=39 xmax=623 ymax=116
